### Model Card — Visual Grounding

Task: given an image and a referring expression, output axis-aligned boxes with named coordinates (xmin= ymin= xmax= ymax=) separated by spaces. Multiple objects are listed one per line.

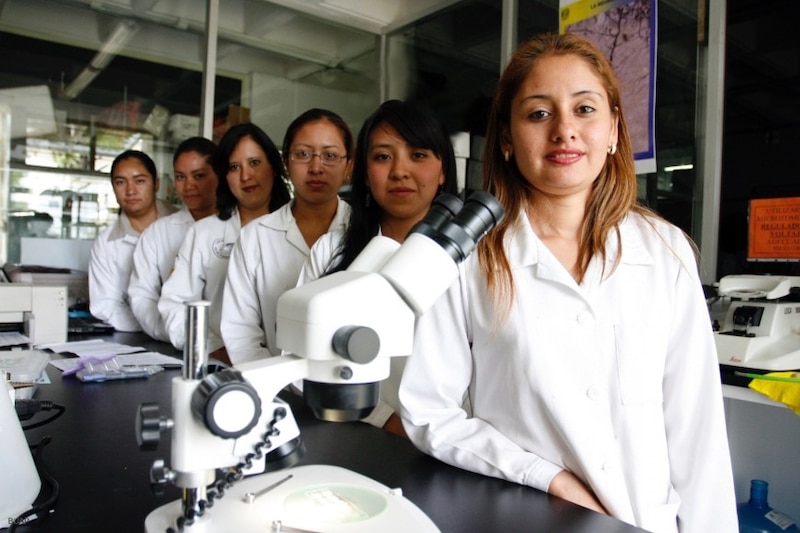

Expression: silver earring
xmin=608 ymin=144 xmax=617 ymax=155
xmin=504 ymin=151 xmax=510 ymax=162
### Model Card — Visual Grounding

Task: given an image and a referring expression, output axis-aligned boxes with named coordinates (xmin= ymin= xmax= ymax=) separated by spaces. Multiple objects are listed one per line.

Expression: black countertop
xmin=16 ymin=332 xmax=644 ymax=533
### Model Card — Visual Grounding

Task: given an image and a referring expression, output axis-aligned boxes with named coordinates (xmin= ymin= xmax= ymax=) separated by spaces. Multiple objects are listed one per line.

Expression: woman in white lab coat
xmin=398 ymin=33 xmax=737 ymax=533
xmin=89 ymin=150 xmax=175 ymax=332
xmin=299 ymin=99 xmax=459 ymax=435
xmin=159 ymin=124 xmax=290 ymax=363
xmin=128 ymin=137 xmax=218 ymax=342
xmin=223 ymin=109 xmax=353 ymax=364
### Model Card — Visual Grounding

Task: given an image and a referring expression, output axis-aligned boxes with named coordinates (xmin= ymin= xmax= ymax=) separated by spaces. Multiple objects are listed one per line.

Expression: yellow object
xmin=748 ymin=372 xmax=800 ymax=415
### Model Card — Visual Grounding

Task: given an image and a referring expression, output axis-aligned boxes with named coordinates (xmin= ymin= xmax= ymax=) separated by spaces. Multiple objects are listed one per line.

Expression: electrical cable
xmin=8 ymin=436 xmax=60 ymax=532
xmin=15 ymin=399 xmax=66 ymax=430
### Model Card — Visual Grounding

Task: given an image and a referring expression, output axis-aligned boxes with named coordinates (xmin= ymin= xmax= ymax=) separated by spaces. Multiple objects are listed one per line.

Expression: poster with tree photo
xmin=559 ymin=0 xmax=656 ymax=174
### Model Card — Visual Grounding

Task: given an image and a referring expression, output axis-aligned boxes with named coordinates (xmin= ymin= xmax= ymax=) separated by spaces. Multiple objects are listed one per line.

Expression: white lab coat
xmin=128 ymin=208 xmax=196 ymax=341
xmin=223 ymin=199 xmax=350 ymax=364
xmin=399 ymin=211 xmax=738 ymax=533
xmin=88 ymin=201 xmax=175 ymax=332
xmin=159 ymin=211 xmax=241 ymax=352
xmin=298 ymin=227 xmax=405 ymax=429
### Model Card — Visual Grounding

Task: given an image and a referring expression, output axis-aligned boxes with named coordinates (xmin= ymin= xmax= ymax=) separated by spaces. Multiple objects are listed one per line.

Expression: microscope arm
xmin=136 ymin=191 xmax=505 ymax=530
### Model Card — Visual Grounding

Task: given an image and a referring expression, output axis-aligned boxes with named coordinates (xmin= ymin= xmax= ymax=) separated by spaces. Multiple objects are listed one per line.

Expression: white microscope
xmin=136 ymin=192 xmax=504 ymax=533
xmin=713 ymin=274 xmax=800 ymax=370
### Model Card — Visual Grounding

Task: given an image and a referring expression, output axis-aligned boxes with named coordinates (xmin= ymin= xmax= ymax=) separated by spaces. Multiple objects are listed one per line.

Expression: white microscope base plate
xmin=145 ymin=464 xmax=440 ymax=533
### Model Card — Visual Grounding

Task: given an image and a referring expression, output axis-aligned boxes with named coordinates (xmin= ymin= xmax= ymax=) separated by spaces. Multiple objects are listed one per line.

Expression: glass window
xmin=0 ymin=1 xmax=379 ymax=264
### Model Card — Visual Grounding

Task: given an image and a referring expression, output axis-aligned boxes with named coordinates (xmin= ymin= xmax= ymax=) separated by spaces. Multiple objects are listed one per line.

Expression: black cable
xmin=15 ymin=399 xmax=53 ymax=420
xmin=16 ymin=400 xmax=66 ymax=430
xmin=8 ymin=436 xmax=60 ymax=532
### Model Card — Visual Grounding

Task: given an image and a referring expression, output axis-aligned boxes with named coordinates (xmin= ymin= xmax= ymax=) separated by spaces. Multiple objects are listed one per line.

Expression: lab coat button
xmin=602 ymin=460 xmax=618 ymax=473
xmin=586 ymin=386 xmax=601 ymax=400
xmin=577 ymin=312 xmax=593 ymax=326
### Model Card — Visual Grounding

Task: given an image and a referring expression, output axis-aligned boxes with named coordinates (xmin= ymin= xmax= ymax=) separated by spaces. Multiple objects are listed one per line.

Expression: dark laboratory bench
xmin=18 ymin=332 xmax=644 ymax=533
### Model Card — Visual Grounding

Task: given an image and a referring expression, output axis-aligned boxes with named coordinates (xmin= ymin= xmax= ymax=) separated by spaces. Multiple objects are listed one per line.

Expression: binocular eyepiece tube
xmin=411 ymin=191 xmax=505 ymax=263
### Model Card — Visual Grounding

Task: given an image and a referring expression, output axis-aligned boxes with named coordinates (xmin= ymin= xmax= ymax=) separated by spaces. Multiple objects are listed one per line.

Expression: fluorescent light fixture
xmin=61 ymin=20 xmax=140 ymax=100
xmin=664 ymin=164 xmax=694 ymax=172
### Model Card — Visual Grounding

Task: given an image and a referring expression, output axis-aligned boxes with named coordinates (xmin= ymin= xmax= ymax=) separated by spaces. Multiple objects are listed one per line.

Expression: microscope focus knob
xmin=191 ymin=370 xmax=262 ymax=439
xmin=332 ymin=325 xmax=380 ymax=364
xmin=149 ymin=458 xmax=175 ymax=496
xmin=136 ymin=402 xmax=173 ymax=451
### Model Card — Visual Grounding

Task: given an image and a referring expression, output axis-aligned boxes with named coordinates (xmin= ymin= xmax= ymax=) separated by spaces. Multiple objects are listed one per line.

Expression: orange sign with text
xmin=748 ymin=197 xmax=800 ymax=260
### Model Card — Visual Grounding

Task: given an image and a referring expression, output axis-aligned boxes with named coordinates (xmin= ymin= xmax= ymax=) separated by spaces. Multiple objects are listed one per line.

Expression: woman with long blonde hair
xmin=399 ymin=33 xmax=737 ymax=533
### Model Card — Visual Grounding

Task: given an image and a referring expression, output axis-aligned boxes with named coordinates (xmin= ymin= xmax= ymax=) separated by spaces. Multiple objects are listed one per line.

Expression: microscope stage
xmin=145 ymin=464 xmax=439 ymax=533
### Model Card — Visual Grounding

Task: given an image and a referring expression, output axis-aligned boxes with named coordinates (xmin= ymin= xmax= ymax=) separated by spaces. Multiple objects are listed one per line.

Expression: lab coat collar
xmin=106 ymin=212 xmax=137 ymax=242
xmin=107 ymin=199 xmax=177 ymax=241
xmin=611 ymin=214 xmax=655 ymax=266
xmin=168 ymin=207 xmax=195 ymax=225
xmin=258 ymin=197 xmax=350 ymax=234
xmin=505 ymin=210 xmax=655 ymax=269
xmin=256 ymin=198 xmax=351 ymax=252
xmin=258 ymin=202 xmax=296 ymax=232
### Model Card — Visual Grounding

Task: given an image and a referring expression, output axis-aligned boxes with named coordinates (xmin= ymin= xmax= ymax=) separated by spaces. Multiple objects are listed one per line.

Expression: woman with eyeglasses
xmin=159 ymin=123 xmax=291 ymax=364
xmin=296 ymin=99 xmax=459 ymax=436
xmin=222 ymin=109 xmax=353 ymax=364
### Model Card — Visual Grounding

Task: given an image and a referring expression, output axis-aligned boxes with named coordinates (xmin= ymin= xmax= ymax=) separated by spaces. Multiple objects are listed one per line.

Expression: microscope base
xmin=145 ymin=464 xmax=439 ymax=532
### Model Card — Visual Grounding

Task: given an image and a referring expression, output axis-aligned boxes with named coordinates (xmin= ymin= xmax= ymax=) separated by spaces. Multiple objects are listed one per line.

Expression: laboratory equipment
xmin=0 ymin=371 xmax=41 ymax=527
xmin=136 ymin=192 xmax=504 ymax=533
xmin=0 ymin=281 xmax=68 ymax=345
xmin=714 ymin=274 xmax=800 ymax=371
xmin=737 ymin=479 xmax=799 ymax=533
xmin=0 ymin=349 xmax=49 ymax=399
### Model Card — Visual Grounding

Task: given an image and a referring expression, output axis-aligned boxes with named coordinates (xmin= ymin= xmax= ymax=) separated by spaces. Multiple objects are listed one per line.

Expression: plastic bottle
xmin=738 ymin=479 xmax=800 ymax=533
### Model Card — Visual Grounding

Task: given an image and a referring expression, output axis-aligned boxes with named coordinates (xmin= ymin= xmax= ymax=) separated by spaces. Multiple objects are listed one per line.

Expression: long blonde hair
xmin=479 ymin=32 xmax=646 ymax=317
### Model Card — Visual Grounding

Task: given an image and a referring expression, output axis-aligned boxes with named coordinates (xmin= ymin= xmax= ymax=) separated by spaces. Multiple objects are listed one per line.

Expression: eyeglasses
xmin=289 ymin=150 xmax=348 ymax=166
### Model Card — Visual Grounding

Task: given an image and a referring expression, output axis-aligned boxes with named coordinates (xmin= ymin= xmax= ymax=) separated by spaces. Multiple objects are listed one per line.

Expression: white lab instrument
xmin=144 ymin=464 xmax=437 ymax=533
xmin=714 ymin=274 xmax=800 ymax=370
xmin=0 ymin=280 xmax=68 ymax=345
xmin=0 ymin=372 xmax=41 ymax=528
xmin=136 ymin=192 xmax=504 ymax=533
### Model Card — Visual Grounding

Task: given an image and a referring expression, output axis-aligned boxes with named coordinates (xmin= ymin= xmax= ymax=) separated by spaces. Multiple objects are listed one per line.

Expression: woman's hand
xmin=210 ymin=347 xmax=232 ymax=366
xmin=548 ymin=470 xmax=608 ymax=515
xmin=382 ymin=413 xmax=408 ymax=438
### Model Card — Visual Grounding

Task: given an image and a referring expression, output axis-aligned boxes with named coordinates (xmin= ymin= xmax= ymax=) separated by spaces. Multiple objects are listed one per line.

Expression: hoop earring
xmin=608 ymin=144 xmax=617 ymax=155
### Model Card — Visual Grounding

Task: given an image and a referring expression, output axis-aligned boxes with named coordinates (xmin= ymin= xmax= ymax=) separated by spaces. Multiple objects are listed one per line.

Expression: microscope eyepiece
xmin=413 ymin=191 xmax=504 ymax=263
xmin=410 ymin=193 xmax=464 ymax=239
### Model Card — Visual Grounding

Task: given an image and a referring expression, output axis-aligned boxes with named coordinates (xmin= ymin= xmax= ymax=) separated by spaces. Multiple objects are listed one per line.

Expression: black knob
xmin=149 ymin=458 xmax=174 ymax=496
xmin=191 ymin=370 xmax=262 ymax=439
xmin=332 ymin=325 xmax=380 ymax=364
xmin=136 ymin=402 xmax=171 ymax=451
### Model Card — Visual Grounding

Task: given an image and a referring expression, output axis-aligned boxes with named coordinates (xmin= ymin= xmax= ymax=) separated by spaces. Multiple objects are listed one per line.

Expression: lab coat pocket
xmin=615 ymin=324 xmax=667 ymax=405
xmin=638 ymin=486 xmax=680 ymax=533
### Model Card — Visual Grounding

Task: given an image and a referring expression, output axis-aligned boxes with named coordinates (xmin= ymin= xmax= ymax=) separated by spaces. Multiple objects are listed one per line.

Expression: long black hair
xmin=326 ymin=99 xmax=458 ymax=273
xmin=214 ymin=123 xmax=291 ymax=220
